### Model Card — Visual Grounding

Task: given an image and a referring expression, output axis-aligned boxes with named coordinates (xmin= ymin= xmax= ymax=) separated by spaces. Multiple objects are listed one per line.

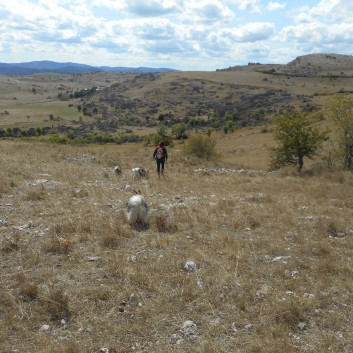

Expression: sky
xmin=1 ymin=0 xmax=353 ymax=71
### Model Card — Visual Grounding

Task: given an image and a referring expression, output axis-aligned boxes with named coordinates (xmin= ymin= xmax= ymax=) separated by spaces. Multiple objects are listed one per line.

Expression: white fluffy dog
xmin=127 ymin=191 xmax=148 ymax=226
xmin=131 ymin=167 xmax=148 ymax=180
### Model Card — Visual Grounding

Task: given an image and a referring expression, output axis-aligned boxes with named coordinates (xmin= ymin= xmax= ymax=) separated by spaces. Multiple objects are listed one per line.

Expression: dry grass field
xmin=1 ymin=134 xmax=352 ymax=353
xmin=0 ymin=72 xmax=135 ymax=129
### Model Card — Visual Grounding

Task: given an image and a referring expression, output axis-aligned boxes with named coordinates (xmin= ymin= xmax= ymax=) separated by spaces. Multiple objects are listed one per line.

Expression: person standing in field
xmin=153 ymin=141 xmax=168 ymax=177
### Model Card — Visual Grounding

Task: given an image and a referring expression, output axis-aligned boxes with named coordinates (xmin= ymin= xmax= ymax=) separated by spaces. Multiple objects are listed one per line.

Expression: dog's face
xmin=140 ymin=168 xmax=148 ymax=177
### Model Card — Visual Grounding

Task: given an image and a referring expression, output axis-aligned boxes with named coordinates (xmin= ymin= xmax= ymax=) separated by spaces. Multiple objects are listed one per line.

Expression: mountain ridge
xmin=0 ymin=60 xmax=179 ymax=75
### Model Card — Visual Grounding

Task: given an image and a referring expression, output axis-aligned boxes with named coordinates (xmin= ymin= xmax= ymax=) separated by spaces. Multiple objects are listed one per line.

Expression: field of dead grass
xmin=0 ymin=137 xmax=352 ymax=353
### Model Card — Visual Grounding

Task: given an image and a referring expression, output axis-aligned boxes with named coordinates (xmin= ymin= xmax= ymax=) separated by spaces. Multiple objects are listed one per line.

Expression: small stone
xmin=40 ymin=324 xmax=50 ymax=332
xmin=182 ymin=320 xmax=197 ymax=333
xmin=88 ymin=256 xmax=100 ymax=262
xmin=333 ymin=232 xmax=345 ymax=238
xmin=184 ymin=260 xmax=197 ymax=272
xmin=336 ymin=331 xmax=344 ymax=338
xmin=272 ymin=255 xmax=291 ymax=263
xmin=209 ymin=318 xmax=221 ymax=326
xmin=230 ymin=322 xmax=238 ymax=332
xmin=291 ymin=270 xmax=300 ymax=277
xmin=296 ymin=322 xmax=307 ymax=331
xmin=197 ymin=280 xmax=203 ymax=288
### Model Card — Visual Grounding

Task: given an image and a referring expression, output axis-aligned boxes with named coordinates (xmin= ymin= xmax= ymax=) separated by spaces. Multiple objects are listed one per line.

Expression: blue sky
xmin=0 ymin=0 xmax=353 ymax=71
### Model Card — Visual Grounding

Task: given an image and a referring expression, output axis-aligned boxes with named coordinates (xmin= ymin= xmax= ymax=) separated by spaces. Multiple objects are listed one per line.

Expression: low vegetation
xmin=1 ymin=55 xmax=353 ymax=351
xmin=0 ymin=138 xmax=352 ymax=353
xmin=183 ymin=135 xmax=217 ymax=159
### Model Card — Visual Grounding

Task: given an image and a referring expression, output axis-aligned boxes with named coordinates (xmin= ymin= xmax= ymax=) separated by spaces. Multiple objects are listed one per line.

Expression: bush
xmin=49 ymin=134 xmax=69 ymax=144
xmin=143 ymin=133 xmax=172 ymax=147
xmin=183 ymin=135 xmax=217 ymax=159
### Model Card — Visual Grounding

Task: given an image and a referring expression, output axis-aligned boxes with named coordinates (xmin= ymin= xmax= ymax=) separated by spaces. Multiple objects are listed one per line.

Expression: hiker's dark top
xmin=153 ymin=146 xmax=168 ymax=160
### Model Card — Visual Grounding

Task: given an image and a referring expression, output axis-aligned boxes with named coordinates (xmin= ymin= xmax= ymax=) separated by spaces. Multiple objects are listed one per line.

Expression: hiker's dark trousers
xmin=156 ymin=159 xmax=165 ymax=175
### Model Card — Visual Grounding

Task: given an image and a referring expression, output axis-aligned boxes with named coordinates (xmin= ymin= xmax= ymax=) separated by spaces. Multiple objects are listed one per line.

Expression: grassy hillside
xmin=2 ymin=54 xmax=353 ymax=138
xmin=0 ymin=138 xmax=352 ymax=353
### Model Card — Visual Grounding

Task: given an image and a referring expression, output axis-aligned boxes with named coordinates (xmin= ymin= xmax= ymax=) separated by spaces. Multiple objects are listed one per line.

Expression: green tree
xmin=157 ymin=125 xmax=168 ymax=139
xmin=327 ymin=96 xmax=353 ymax=170
xmin=171 ymin=123 xmax=187 ymax=139
xmin=269 ymin=111 xmax=329 ymax=172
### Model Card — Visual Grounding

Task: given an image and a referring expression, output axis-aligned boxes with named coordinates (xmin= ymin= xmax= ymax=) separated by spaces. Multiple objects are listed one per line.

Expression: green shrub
xmin=143 ymin=133 xmax=172 ymax=146
xmin=49 ymin=134 xmax=69 ymax=144
xmin=183 ymin=135 xmax=217 ymax=159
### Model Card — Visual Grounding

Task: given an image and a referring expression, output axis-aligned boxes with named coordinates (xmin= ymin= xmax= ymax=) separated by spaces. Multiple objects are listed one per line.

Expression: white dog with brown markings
xmin=127 ymin=190 xmax=148 ymax=226
xmin=131 ymin=167 xmax=148 ymax=180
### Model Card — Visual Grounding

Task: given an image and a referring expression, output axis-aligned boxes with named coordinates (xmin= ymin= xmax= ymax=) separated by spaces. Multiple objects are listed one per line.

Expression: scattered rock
xmin=180 ymin=320 xmax=197 ymax=341
xmin=40 ymin=324 xmax=51 ymax=332
xmin=296 ymin=322 xmax=307 ymax=331
xmin=14 ymin=222 xmax=33 ymax=231
xmin=71 ymin=156 xmax=97 ymax=161
xmin=87 ymin=256 xmax=100 ymax=262
xmin=230 ymin=322 xmax=238 ymax=332
xmin=194 ymin=167 xmax=265 ymax=175
xmin=28 ymin=179 xmax=63 ymax=188
xmin=184 ymin=260 xmax=197 ymax=272
xmin=272 ymin=255 xmax=291 ymax=263
xmin=330 ymin=231 xmax=345 ymax=238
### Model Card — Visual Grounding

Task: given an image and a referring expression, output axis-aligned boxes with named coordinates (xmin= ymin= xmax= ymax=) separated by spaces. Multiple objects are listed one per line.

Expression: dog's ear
xmin=133 ymin=189 xmax=138 ymax=195
xmin=137 ymin=189 xmax=141 ymax=194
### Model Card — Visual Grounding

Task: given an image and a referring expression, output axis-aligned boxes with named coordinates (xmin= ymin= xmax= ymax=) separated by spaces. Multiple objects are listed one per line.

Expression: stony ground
xmin=0 ymin=140 xmax=352 ymax=353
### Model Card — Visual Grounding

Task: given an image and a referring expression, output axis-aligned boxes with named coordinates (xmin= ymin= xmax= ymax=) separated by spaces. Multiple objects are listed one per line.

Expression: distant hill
xmin=219 ymin=53 xmax=353 ymax=77
xmin=0 ymin=60 xmax=179 ymax=76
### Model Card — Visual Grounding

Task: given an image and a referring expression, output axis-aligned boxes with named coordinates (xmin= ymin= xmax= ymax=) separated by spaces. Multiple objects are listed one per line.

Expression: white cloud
xmin=267 ymin=2 xmax=286 ymax=12
xmin=292 ymin=0 xmax=353 ymax=24
xmin=184 ymin=1 xmax=235 ymax=23
xmin=230 ymin=0 xmax=261 ymax=13
xmin=280 ymin=22 xmax=353 ymax=45
xmin=221 ymin=22 xmax=275 ymax=42
xmin=0 ymin=0 xmax=353 ymax=70
xmin=127 ymin=0 xmax=181 ymax=17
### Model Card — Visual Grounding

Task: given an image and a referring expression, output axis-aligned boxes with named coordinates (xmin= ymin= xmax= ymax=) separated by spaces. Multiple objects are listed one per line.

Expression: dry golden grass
xmin=0 ymin=138 xmax=352 ymax=353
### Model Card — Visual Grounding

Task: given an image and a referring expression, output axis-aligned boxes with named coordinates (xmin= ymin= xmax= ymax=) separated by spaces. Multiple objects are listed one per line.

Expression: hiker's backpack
xmin=156 ymin=147 xmax=164 ymax=159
